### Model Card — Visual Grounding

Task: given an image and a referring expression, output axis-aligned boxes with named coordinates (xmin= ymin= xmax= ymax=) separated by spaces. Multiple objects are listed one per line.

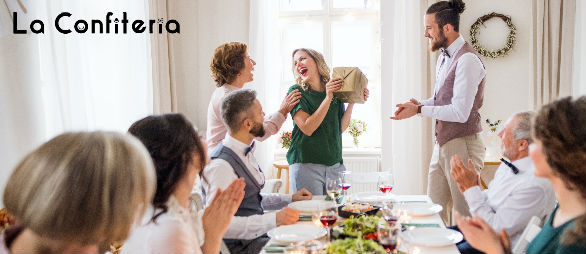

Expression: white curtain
xmin=36 ymin=1 xmax=153 ymax=135
xmin=532 ymin=0 xmax=576 ymax=106
xmin=249 ymin=0 xmax=281 ymax=178
xmin=150 ymin=0 xmax=176 ymax=114
xmin=381 ymin=0 xmax=434 ymax=195
xmin=573 ymin=0 xmax=586 ymax=96
xmin=0 ymin=0 xmax=152 ymax=204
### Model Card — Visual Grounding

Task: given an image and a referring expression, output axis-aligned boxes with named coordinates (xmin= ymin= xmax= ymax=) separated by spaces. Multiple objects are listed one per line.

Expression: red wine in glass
xmin=379 ymin=185 xmax=393 ymax=194
xmin=380 ymin=239 xmax=397 ymax=252
xmin=342 ymin=183 xmax=351 ymax=190
xmin=320 ymin=215 xmax=337 ymax=227
xmin=384 ymin=215 xmax=399 ymax=225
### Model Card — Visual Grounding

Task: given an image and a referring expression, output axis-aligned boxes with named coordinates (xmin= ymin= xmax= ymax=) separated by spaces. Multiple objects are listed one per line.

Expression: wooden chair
xmin=273 ymin=160 xmax=290 ymax=194
xmin=480 ymin=160 xmax=501 ymax=189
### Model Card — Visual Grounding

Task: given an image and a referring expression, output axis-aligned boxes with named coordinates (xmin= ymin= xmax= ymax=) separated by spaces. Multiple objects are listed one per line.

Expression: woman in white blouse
xmin=123 ymin=114 xmax=245 ymax=254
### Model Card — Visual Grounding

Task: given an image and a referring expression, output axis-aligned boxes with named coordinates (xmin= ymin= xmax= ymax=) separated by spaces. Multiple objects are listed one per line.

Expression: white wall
xmin=460 ymin=0 xmax=534 ymax=139
xmin=169 ymin=0 xmax=250 ymax=131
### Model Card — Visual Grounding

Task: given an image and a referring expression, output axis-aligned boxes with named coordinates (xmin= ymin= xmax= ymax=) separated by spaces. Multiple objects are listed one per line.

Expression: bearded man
xmin=202 ymin=89 xmax=312 ymax=254
xmin=391 ymin=0 xmax=487 ymax=225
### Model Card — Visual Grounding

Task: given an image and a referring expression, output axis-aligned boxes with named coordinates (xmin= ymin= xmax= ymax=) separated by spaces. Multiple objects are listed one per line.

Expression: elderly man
xmin=202 ymin=89 xmax=312 ymax=254
xmin=450 ymin=111 xmax=556 ymax=254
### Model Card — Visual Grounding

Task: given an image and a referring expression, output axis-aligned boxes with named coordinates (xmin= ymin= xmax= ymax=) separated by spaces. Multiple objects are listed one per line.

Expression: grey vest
xmin=209 ymin=144 xmax=265 ymax=216
xmin=208 ymin=144 xmax=269 ymax=254
xmin=434 ymin=42 xmax=486 ymax=146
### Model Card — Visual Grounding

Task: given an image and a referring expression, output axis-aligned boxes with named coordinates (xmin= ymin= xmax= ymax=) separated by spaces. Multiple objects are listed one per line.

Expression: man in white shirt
xmin=202 ymin=89 xmax=312 ymax=254
xmin=450 ymin=111 xmax=556 ymax=254
xmin=391 ymin=0 xmax=486 ymax=225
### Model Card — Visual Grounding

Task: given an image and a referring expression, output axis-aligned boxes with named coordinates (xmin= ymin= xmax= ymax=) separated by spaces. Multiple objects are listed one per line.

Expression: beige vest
xmin=434 ymin=42 xmax=485 ymax=146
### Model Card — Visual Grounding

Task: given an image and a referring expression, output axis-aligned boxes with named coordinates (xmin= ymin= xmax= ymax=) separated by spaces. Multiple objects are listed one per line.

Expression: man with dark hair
xmin=202 ymin=89 xmax=312 ymax=254
xmin=391 ymin=0 xmax=487 ymax=225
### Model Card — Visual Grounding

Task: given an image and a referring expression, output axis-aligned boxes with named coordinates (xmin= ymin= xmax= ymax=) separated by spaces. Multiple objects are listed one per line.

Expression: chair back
xmin=261 ymin=179 xmax=283 ymax=193
xmin=512 ymin=216 xmax=544 ymax=254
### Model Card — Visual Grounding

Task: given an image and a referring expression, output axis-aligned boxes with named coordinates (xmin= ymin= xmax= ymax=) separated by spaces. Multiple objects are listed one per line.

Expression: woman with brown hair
xmin=206 ymin=42 xmax=301 ymax=151
xmin=1 ymin=132 xmax=156 ymax=254
xmin=123 ymin=114 xmax=245 ymax=254
xmin=456 ymin=96 xmax=586 ymax=254
xmin=286 ymin=48 xmax=369 ymax=195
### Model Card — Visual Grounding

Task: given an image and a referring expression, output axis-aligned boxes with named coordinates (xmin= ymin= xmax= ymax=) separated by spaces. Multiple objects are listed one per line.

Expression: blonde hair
xmin=210 ymin=42 xmax=248 ymax=86
xmin=292 ymin=48 xmax=331 ymax=90
xmin=3 ymin=132 xmax=156 ymax=245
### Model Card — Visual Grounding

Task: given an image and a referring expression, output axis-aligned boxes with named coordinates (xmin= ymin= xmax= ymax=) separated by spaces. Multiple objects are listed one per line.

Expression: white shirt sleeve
xmin=224 ymin=213 xmax=277 ymax=240
xmin=255 ymin=111 xmax=286 ymax=142
xmin=261 ymin=193 xmax=293 ymax=210
xmin=202 ymin=159 xmax=238 ymax=204
xmin=420 ymin=97 xmax=435 ymax=107
xmin=202 ymin=158 xmax=282 ymax=239
xmin=420 ymin=53 xmax=485 ymax=123
xmin=463 ymin=183 xmax=549 ymax=238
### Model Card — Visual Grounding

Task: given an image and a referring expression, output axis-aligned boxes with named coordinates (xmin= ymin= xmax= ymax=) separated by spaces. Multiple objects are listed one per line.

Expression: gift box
xmin=332 ymin=67 xmax=368 ymax=104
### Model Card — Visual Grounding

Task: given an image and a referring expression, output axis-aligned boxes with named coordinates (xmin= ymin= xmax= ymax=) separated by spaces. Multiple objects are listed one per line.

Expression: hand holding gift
xmin=331 ymin=67 xmax=368 ymax=104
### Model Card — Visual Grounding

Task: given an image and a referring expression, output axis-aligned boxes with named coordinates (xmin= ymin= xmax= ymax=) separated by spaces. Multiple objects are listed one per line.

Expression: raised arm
xmin=292 ymin=79 xmax=342 ymax=136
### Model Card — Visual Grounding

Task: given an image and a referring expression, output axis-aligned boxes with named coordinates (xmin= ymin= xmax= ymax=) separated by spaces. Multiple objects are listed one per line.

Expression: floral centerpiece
xmin=1 ymin=208 xmax=14 ymax=232
xmin=348 ymin=119 xmax=367 ymax=147
xmin=279 ymin=131 xmax=292 ymax=149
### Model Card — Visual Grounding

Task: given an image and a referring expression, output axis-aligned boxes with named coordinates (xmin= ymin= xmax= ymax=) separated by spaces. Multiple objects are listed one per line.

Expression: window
xmin=277 ymin=0 xmax=381 ymax=148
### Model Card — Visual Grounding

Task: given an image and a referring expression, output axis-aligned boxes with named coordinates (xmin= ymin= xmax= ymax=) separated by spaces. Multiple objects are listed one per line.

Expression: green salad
xmin=342 ymin=215 xmax=385 ymax=237
xmin=326 ymin=238 xmax=386 ymax=254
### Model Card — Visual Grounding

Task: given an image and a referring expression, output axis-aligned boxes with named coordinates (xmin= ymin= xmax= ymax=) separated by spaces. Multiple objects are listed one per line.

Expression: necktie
xmin=500 ymin=158 xmax=520 ymax=174
xmin=245 ymin=141 xmax=255 ymax=156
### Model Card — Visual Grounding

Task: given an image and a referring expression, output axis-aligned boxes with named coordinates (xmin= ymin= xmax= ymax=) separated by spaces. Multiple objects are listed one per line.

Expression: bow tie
xmin=500 ymin=158 xmax=519 ymax=174
xmin=440 ymin=48 xmax=451 ymax=58
xmin=245 ymin=141 xmax=255 ymax=156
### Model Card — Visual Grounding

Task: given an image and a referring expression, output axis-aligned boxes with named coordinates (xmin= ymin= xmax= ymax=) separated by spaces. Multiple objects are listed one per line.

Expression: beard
xmin=250 ymin=121 xmax=265 ymax=137
xmin=502 ymin=145 xmax=518 ymax=161
xmin=430 ymin=29 xmax=449 ymax=51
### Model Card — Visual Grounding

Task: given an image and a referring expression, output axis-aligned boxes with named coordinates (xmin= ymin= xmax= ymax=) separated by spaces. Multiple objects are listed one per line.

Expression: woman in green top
xmin=455 ymin=96 xmax=586 ymax=254
xmin=286 ymin=48 xmax=369 ymax=195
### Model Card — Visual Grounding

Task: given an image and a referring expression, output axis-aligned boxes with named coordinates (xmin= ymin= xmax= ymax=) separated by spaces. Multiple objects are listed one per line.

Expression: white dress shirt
xmin=206 ymin=84 xmax=286 ymax=152
xmin=463 ymin=156 xmax=556 ymax=245
xmin=122 ymin=196 xmax=205 ymax=254
xmin=420 ymin=35 xmax=486 ymax=123
xmin=202 ymin=134 xmax=293 ymax=240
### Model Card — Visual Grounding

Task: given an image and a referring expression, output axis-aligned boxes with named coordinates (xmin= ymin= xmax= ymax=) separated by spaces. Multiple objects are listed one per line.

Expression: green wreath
xmin=470 ymin=12 xmax=516 ymax=58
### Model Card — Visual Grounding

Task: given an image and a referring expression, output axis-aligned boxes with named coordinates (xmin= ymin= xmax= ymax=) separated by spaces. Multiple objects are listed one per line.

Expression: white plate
xmin=288 ymin=200 xmax=337 ymax=213
xmin=351 ymin=192 xmax=396 ymax=203
xmin=396 ymin=203 xmax=443 ymax=216
xmin=401 ymin=227 xmax=463 ymax=247
xmin=267 ymin=224 xmax=327 ymax=243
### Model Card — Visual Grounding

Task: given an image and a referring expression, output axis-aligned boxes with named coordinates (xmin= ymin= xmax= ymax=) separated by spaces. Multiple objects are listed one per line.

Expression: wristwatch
xmin=417 ymin=104 xmax=423 ymax=114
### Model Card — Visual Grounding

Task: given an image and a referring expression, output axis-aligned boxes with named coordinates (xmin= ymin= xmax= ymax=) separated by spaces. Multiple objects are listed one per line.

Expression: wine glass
xmin=380 ymin=201 xmax=399 ymax=227
xmin=377 ymin=222 xmax=399 ymax=253
xmin=377 ymin=172 xmax=394 ymax=196
xmin=341 ymin=171 xmax=352 ymax=196
xmin=312 ymin=204 xmax=338 ymax=242
xmin=326 ymin=175 xmax=342 ymax=203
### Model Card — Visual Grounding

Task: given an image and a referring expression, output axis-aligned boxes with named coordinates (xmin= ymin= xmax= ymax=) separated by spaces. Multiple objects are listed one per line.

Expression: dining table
xmin=261 ymin=193 xmax=461 ymax=254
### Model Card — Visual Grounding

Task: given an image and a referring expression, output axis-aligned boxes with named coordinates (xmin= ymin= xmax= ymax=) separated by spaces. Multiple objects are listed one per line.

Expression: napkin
xmin=332 ymin=67 xmax=368 ymax=104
